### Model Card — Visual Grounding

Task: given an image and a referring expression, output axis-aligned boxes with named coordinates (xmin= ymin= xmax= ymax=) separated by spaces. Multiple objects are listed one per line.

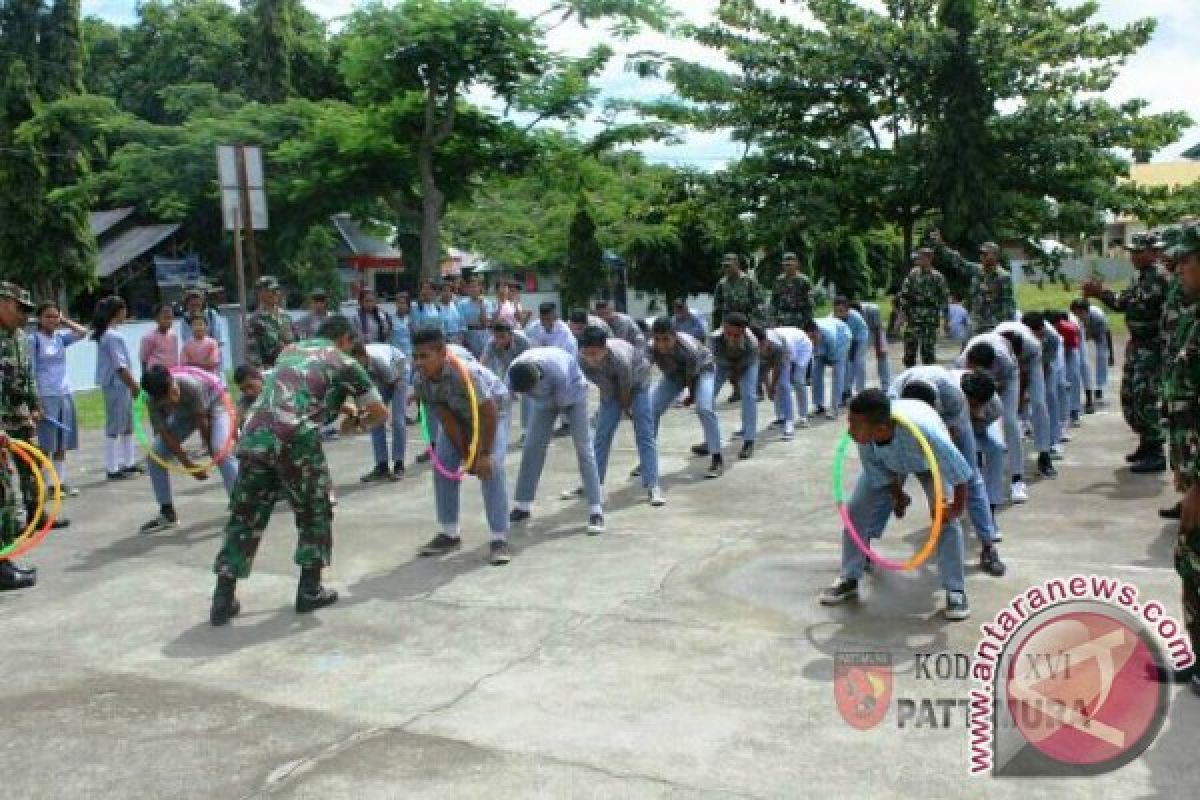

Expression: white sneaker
xmin=648 ymin=486 xmax=666 ymax=507
xmin=992 ymin=529 xmax=1003 ymax=543
xmin=1011 ymin=481 xmax=1029 ymax=504
xmin=782 ymin=424 xmax=795 ymax=441
xmin=797 ymin=416 xmax=810 ymax=429
xmin=560 ymin=486 xmax=584 ymax=499
xmin=824 ymin=410 xmax=837 ymax=420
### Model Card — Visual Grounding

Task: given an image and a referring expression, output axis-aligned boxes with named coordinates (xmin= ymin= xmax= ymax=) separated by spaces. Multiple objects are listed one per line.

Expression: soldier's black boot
xmin=209 ymin=574 xmax=240 ymax=626
xmin=1130 ymin=444 xmax=1167 ymax=474
xmin=0 ymin=559 xmax=36 ymax=591
xmin=1159 ymin=502 xmax=1182 ymax=520
xmin=1125 ymin=441 xmax=1147 ymax=464
xmin=295 ymin=565 xmax=338 ymax=613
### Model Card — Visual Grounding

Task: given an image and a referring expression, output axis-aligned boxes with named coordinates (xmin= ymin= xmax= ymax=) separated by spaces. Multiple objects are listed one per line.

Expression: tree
xmin=243 ymin=0 xmax=295 ymax=103
xmin=0 ymin=0 xmax=42 ymax=85
xmin=39 ymin=0 xmax=84 ymax=98
xmin=562 ymin=196 xmax=607 ymax=310
xmin=0 ymin=61 xmax=47 ymax=292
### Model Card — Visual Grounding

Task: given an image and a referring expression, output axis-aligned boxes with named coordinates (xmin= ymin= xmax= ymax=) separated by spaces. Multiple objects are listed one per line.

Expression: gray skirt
xmin=103 ymin=384 xmax=133 ymax=438
xmin=36 ymin=394 xmax=79 ymax=452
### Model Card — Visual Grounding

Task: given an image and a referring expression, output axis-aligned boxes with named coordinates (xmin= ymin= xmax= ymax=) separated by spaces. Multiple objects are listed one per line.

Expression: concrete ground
xmin=2 ymin=344 xmax=1197 ymax=799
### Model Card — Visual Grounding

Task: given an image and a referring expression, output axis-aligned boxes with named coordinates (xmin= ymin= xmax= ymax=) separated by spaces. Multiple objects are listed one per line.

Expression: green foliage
xmin=562 ymin=196 xmax=607 ymax=309
xmin=287 ymin=224 xmax=343 ymax=303
xmin=242 ymin=0 xmax=295 ymax=103
xmin=1114 ymin=180 xmax=1200 ymax=228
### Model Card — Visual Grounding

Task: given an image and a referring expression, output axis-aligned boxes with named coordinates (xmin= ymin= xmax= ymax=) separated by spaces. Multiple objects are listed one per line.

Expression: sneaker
xmin=648 ymin=486 xmax=666 ymax=507
xmin=1058 ymin=433 xmax=1072 ymax=443
xmin=122 ymin=464 xmax=146 ymax=476
xmin=1070 ymin=415 xmax=1082 ymax=429
xmin=824 ymin=409 xmax=837 ymax=420
xmin=360 ymin=464 xmax=391 ymax=483
xmin=705 ymin=455 xmax=724 ymax=479
xmin=992 ymin=528 xmax=1003 ymax=543
xmin=586 ymin=513 xmax=606 ymax=535
xmin=813 ymin=406 xmax=827 ymax=416
xmin=769 ymin=418 xmax=785 ymax=428
xmin=1049 ymin=445 xmax=1065 ymax=461
xmin=731 ymin=429 xmax=744 ymax=439
xmin=1160 ymin=503 xmax=1182 ymax=520
xmin=1085 ymin=401 xmax=1096 ymax=414
xmin=690 ymin=443 xmax=710 ymax=456
xmin=418 ymin=533 xmax=463 ymax=557
xmin=552 ymin=423 xmax=571 ymax=438
xmin=782 ymin=424 xmax=795 ymax=441
xmin=509 ymin=508 xmax=531 ymax=524
xmin=1011 ymin=481 xmax=1029 ymax=504
xmin=391 ymin=463 xmax=405 ymax=481
xmin=489 ymin=540 xmax=512 ymax=565
xmin=1037 ymin=454 xmax=1058 ymax=479
xmin=738 ymin=441 xmax=754 ymax=460
xmin=139 ymin=512 xmax=178 ymax=534
xmin=560 ymin=486 xmax=584 ymax=499
xmin=979 ymin=546 xmax=1007 ymax=577
xmin=819 ymin=578 xmax=859 ymax=605
xmin=415 ymin=451 xmax=432 ymax=464
xmin=944 ymin=591 xmax=971 ymax=621
xmin=797 ymin=416 xmax=810 ymax=429
xmin=61 ymin=484 xmax=80 ymax=497
xmin=630 ymin=465 xmax=641 ymax=478
xmin=106 ymin=470 xmax=132 ymax=481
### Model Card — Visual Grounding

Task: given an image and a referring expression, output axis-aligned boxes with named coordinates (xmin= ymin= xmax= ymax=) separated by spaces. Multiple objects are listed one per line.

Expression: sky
xmin=82 ymin=0 xmax=1200 ymax=169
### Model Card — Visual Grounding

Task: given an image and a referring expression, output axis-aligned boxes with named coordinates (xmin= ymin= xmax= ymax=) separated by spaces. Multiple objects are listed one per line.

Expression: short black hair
xmin=1069 ymin=298 xmax=1088 ymax=312
xmin=848 ymin=388 xmax=891 ymax=424
xmin=413 ymin=327 xmax=447 ymax=348
xmin=998 ymin=330 xmax=1024 ymax=357
xmin=749 ymin=325 xmax=767 ymax=341
xmin=594 ymin=300 xmax=611 ymax=311
xmin=580 ymin=325 xmax=609 ymax=349
xmin=233 ymin=365 xmax=260 ymax=385
xmin=508 ymin=361 xmax=541 ymax=393
xmin=965 ymin=341 xmax=995 ymax=369
xmin=141 ymin=365 xmax=173 ymax=399
xmin=833 ymin=295 xmax=850 ymax=307
xmin=538 ymin=302 xmax=557 ymax=315
xmin=802 ymin=319 xmax=820 ymax=334
xmin=960 ymin=370 xmax=997 ymax=405
xmin=651 ymin=316 xmax=674 ymax=335
xmin=568 ymin=309 xmax=589 ymax=325
xmin=900 ymin=379 xmax=939 ymax=410
xmin=1044 ymin=310 xmax=1066 ymax=324
xmin=849 ymin=301 xmax=864 ymax=313
xmin=491 ymin=320 xmax=514 ymax=334
xmin=316 ymin=314 xmax=354 ymax=341
xmin=1022 ymin=311 xmax=1045 ymax=331
xmin=724 ymin=312 xmax=749 ymax=329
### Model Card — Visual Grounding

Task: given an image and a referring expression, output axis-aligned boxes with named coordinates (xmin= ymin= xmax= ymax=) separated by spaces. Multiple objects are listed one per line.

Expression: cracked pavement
xmin=2 ymin=350 xmax=1198 ymax=798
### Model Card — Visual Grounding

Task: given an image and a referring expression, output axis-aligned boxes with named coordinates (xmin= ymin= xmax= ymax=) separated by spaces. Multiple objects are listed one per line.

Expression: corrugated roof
xmin=97 ymin=224 xmax=181 ymax=278
xmin=88 ymin=207 xmax=136 ymax=238
xmin=331 ymin=213 xmax=402 ymax=258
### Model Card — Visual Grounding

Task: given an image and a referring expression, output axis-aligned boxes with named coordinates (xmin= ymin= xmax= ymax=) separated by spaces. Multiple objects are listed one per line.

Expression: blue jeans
xmin=1092 ymin=336 xmax=1109 ymax=390
xmin=849 ymin=341 xmax=869 ymax=393
xmin=434 ymin=406 xmax=510 ymax=538
xmin=1043 ymin=363 xmax=1065 ymax=445
xmin=998 ymin=371 xmax=1022 ymax=479
xmin=370 ymin=382 xmax=407 ymax=466
xmin=774 ymin=358 xmax=810 ymax=422
xmin=840 ymin=472 xmax=966 ymax=592
xmin=1026 ymin=361 xmax=1054 ymax=453
xmin=812 ymin=350 xmax=848 ymax=412
xmin=594 ymin=389 xmax=658 ymax=489
xmin=652 ymin=371 xmax=721 ymax=454
xmin=948 ymin=410 xmax=996 ymax=545
xmin=150 ymin=407 xmax=239 ymax=506
xmin=714 ymin=362 xmax=759 ymax=441
xmin=975 ymin=420 xmax=1007 ymax=510
xmin=514 ymin=400 xmax=603 ymax=509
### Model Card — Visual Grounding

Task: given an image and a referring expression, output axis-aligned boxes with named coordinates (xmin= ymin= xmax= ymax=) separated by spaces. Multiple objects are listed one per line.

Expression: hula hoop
xmin=0 ymin=438 xmax=62 ymax=559
xmin=832 ymin=412 xmax=945 ymax=572
xmin=418 ymin=354 xmax=480 ymax=481
xmin=134 ymin=366 xmax=237 ymax=475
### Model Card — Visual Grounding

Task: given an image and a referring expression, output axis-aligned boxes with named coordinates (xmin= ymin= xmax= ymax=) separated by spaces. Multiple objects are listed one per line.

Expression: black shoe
xmin=509 ymin=508 xmax=531 ymax=523
xmin=819 ymin=578 xmax=859 ymax=605
xmin=1096 ymin=390 xmax=1104 ymax=401
xmin=813 ymin=406 xmax=827 ymax=416
xmin=980 ymin=546 xmax=1007 ymax=577
xmin=629 ymin=464 xmax=641 ymax=478
xmin=756 ymin=391 xmax=765 ymax=402
xmin=296 ymin=584 xmax=339 ymax=613
xmin=209 ymin=575 xmax=240 ymax=626
xmin=139 ymin=511 xmax=179 ymax=534
xmin=738 ymin=441 xmax=754 ymax=460
xmin=1126 ymin=444 xmax=1147 ymax=464
xmin=586 ymin=513 xmax=606 ymax=535
xmin=489 ymin=540 xmax=512 ymax=565
xmin=391 ymin=462 xmax=405 ymax=481
xmin=122 ymin=464 xmax=146 ymax=476
xmin=419 ymin=533 xmax=462 ymax=556
xmin=1037 ymin=453 xmax=1058 ymax=479
xmin=705 ymin=454 xmax=724 ymax=479
xmin=728 ymin=390 xmax=741 ymax=403
xmin=415 ymin=451 xmax=432 ymax=464
xmin=690 ymin=443 xmax=710 ymax=456
xmin=360 ymin=464 xmax=391 ymax=483
xmin=769 ymin=418 xmax=785 ymax=428
xmin=106 ymin=470 xmax=132 ymax=481
xmin=0 ymin=560 xmax=36 ymax=591
xmin=1160 ymin=502 xmax=1182 ymax=520
xmin=1131 ymin=454 xmax=1167 ymax=474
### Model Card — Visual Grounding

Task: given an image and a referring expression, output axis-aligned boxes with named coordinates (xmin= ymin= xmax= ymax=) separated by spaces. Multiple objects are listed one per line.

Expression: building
xmin=1101 ymin=148 xmax=1200 ymax=254
xmin=331 ymin=213 xmax=404 ymax=298
xmin=82 ymin=207 xmax=189 ymax=318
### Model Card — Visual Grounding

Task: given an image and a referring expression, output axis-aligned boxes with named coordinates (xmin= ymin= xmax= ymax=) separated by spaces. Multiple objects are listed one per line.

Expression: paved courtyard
xmin=2 ymin=351 xmax=1198 ymax=798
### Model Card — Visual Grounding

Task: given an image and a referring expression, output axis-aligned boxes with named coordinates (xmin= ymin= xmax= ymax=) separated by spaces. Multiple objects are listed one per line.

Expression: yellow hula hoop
xmin=892 ymin=411 xmax=945 ymax=571
xmin=459 ymin=354 xmax=481 ymax=472
xmin=1 ymin=439 xmax=60 ymax=558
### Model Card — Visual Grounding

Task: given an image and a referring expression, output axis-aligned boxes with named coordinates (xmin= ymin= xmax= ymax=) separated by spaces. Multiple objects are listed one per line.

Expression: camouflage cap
xmin=1166 ymin=224 xmax=1200 ymax=260
xmin=0 ymin=280 xmax=35 ymax=312
xmin=1125 ymin=232 xmax=1164 ymax=252
xmin=979 ymin=241 xmax=1000 ymax=253
xmin=255 ymin=275 xmax=281 ymax=291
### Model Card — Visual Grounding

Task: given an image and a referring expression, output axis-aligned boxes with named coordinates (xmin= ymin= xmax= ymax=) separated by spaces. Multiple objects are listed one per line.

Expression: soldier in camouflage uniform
xmin=0 ymin=282 xmax=40 ymax=590
xmin=1084 ymin=232 xmax=1171 ymax=473
xmin=897 ymin=247 xmax=949 ymax=368
xmin=243 ymin=275 xmax=296 ymax=369
xmin=1160 ymin=225 xmax=1188 ymax=520
xmin=712 ymin=253 xmax=765 ymax=329
xmin=967 ymin=242 xmax=1016 ymax=332
xmin=770 ymin=252 xmax=814 ymax=328
xmin=209 ymin=315 xmax=387 ymax=625
xmin=1160 ymin=223 xmax=1200 ymax=695
xmin=926 ymin=229 xmax=974 ymax=302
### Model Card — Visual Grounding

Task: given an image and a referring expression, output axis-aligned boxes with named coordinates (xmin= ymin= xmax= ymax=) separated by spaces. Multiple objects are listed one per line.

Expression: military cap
xmin=255 ymin=275 xmax=281 ymax=291
xmin=1125 ymin=232 xmax=1163 ymax=252
xmin=1166 ymin=224 xmax=1200 ymax=260
xmin=0 ymin=281 xmax=35 ymax=312
xmin=979 ymin=241 xmax=1000 ymax=253
xmin=309 ymin=287 xmax=329 ymax=299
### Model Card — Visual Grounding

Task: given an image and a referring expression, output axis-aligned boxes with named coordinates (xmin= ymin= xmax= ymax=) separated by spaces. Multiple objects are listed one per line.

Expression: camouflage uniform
xmin=213 ymin=340 xmax=379 ymax=579
xmin=968 ymin=265 xmax=1016 ymax=332
xmin=0 ymin=309 xmax=40 ymax=541
xmin=1099 ymin=264 xmax=1170 ymax=448
xmin=244 ymin=308 xmax=296 ymax=369
xmin=712 ymin=272 xmax=765 ymax=328
xmin=897 ymin=267 xmax=948 ymax=367
xmin=1162 ymin=227 xmax=1200 ymax=653
xmin=770 ymin=272 xmax=814 ymax=328
xmin=932 ymin=244 xmax=973 ymax=301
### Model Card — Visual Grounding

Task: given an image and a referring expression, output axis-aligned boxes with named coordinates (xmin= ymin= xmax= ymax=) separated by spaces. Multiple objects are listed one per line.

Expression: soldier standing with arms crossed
xmin=770 ymin=252 xmax=814 ymax=328
xmin=1083 ymin=233 xmax=1170 ymax=473
xmin=967 ymin=242 xmax=1016 ymax=333
xmin=244 ymin=276 xmax=296 ymax=369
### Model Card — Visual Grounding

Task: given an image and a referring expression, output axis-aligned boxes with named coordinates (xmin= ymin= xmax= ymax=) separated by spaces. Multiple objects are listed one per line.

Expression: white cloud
xmin=82 ymin=0 xmax=1199 ymax=165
